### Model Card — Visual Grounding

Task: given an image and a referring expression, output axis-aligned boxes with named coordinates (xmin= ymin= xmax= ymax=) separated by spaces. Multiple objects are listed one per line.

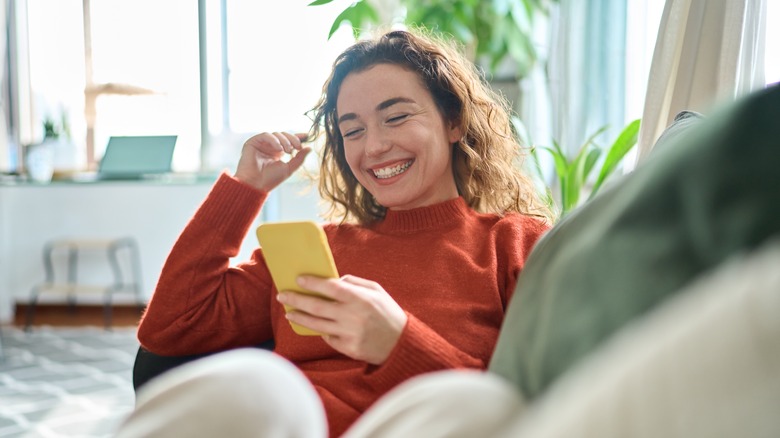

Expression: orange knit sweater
xmin=138 ymin=173 xmax=548 ymax=437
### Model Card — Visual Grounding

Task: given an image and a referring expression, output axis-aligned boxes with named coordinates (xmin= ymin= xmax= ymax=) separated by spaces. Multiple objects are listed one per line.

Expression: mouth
xmin=371 ymin=160 xmax=414 ymax=179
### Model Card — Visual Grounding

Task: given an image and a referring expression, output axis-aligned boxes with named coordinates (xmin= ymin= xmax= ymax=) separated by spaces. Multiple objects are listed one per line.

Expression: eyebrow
xmin=337 ymin=97 xmax=416 ymax=125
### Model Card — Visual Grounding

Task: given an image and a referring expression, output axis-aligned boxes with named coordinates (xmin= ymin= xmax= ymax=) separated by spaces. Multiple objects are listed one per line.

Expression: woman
xmin=127 ymin=29 xmax=550 ymax=437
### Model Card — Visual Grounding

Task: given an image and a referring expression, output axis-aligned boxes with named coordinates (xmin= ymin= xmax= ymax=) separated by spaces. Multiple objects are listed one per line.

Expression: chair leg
xmin=104 ymin=291 xmax=113 ymax=331
xmin=128 ymin=238 xmax=145 ymax=313
xmin=0 ymin=325 xmax=4 ymax=361
xmin=25 ymin=288 xmax=41 ymax=332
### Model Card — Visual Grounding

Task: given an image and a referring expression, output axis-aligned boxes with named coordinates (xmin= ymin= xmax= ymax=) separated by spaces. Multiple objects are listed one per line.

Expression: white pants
xmin=117 ymin=241 xmax=780 ymax=437
xmin=116 ymin=349 xmax=327 ymax=438
xmin=116 ymin=350 xmax=522 ymax=438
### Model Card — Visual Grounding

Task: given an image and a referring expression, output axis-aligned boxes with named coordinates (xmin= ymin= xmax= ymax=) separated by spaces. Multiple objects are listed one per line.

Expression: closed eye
xmin=387 ymin=114 xmax=409 ymax=124
xmin=342 ymin=128 xmax=364 ymax=138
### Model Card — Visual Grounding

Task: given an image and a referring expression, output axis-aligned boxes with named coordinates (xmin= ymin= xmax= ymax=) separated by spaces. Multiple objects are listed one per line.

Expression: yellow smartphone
xmin=256 ymin=221 xmax=339 ymax=336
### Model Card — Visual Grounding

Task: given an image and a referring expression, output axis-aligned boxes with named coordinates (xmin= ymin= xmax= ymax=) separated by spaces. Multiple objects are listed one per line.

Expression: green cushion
xmin=489 ymin=85 xmax=780 ymax=400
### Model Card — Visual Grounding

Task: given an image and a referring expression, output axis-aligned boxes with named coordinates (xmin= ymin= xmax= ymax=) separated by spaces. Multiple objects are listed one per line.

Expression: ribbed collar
xmin=372 ymin=197 xmax=470 ymax=234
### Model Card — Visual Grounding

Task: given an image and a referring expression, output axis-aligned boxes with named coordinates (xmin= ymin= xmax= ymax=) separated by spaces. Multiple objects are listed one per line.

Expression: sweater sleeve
xmin=362 ymin=313 xmax=487 ymax=393
xmin=137 ymin=173 xmax=276 ymax=355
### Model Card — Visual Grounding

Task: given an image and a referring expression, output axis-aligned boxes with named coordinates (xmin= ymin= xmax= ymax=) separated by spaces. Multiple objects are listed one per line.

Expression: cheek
xmin=343 ymin=145 xmax=362 ymax=177
xmin=431 ymin=141 xmax=454 ymax=168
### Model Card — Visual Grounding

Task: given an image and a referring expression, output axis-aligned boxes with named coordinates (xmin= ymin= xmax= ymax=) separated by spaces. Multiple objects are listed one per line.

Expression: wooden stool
xmin=25 ymin=237 xmax=144 ymax=330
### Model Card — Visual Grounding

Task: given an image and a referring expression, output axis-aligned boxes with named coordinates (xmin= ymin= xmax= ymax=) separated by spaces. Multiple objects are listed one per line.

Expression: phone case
xmin=256 ymin=221 xmax=339 ymax=336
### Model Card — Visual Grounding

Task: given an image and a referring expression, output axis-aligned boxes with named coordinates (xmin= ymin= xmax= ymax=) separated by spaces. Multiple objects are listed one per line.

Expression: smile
xmin=372 ymin=160 xmax=413 ymax=179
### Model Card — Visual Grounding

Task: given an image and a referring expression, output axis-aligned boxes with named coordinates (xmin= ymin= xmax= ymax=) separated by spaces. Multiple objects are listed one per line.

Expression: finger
xmin=297 ymin=276 xmax=352 ymax=302
xmin=339 ymin=274 xmax=383 ymax=292
xmin=280 ymin=132 xmax=302 ymax=151
xmin=283 ymin=305 xmax=347 ymax=339
xmin=284 ymin=310 xmax=341 ymax=337
xmin=271 ymin=132 xmax=293 ymax=154
xmin=295 ymin=132 xmax=310 ymax=142
xmin=278 ymin=291 xmax=339 ymax=320
xmin=286 ymin=147 xmax=311 ymax=173
xmin=245 ymin=132 xmax=283 ymax=154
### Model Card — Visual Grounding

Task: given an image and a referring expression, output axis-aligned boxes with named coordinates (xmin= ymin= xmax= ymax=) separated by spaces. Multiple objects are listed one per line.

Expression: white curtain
xmin=546 ymin=0 xmax=627 ymax=157
xmin=635 ymin=0 xmax=767 ymax=164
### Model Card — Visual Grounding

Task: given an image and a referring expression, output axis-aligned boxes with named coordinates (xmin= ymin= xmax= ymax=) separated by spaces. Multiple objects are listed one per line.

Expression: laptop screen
xmin=98 ymin=136 xmax=177 ymax=179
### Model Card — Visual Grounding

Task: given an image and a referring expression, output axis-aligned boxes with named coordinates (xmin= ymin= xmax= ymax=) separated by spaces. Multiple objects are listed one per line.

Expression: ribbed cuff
xmin=191 ymin=172 xmax=268 ymax=244
xmin=364 ymin=313 xmax=482 ymax=392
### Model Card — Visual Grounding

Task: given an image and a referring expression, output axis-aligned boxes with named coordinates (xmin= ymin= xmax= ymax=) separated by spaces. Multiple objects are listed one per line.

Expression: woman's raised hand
xmin=277 ymin=275 xmax=409 ymax=365
xmin=234 ymin=132 xmax=311 ymax=192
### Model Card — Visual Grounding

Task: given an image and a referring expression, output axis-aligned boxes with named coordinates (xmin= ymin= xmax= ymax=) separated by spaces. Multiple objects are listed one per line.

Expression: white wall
xmin=0 ymin=177 xmax=323 ymax=323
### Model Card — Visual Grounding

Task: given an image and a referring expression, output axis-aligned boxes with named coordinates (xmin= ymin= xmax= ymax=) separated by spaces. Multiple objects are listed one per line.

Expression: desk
xmin=0 ymin=176 xmax=322 ymax=323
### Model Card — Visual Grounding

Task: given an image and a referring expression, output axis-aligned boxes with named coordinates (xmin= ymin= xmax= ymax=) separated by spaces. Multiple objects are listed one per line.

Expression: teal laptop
xmin=97 ymin=135 xmax=177 ymax=180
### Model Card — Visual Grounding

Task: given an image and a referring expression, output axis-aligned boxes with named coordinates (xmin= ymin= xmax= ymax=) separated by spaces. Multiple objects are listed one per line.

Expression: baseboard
xmin=14 ymin=303 xmax=145 ymax=327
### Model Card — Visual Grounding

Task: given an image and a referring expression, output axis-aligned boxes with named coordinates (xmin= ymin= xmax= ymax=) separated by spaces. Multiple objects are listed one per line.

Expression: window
xmin=24 ymin=0 xmax=200 ymax=170
xmin=14 ymin=0 xmax=353 ymax=173
xmin=8 ymin=1 xmax=778 ymax=175
xmin=201 ymin=0 xmax=353 ymax=170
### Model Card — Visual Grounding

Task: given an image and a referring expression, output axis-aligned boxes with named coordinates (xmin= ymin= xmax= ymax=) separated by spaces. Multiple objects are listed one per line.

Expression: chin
xmin=372 ymin=195 xmax=407 ymax=210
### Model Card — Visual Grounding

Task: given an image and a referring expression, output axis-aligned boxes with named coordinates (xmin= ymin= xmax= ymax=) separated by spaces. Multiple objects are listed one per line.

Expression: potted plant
xmin=309 ymin=0 xmax=558 ymax=80
xmin=517 ymin=118 xmax=641 ymax=218
xmin=26 ymin=114 xmax=75 ymax=183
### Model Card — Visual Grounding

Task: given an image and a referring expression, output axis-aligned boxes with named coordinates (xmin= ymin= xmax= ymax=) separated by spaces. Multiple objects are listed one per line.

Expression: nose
xmin=365 ymin=127 xmax=392 ymax=158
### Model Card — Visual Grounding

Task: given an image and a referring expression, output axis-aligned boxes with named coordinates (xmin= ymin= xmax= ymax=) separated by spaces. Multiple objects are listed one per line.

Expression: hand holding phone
xmin=256 ymin=221 xmax=339 ymax=336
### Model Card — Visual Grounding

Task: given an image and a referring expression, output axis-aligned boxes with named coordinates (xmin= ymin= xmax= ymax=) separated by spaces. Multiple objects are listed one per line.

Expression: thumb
xmin=286 ymin=147 xmax=312 ymax=174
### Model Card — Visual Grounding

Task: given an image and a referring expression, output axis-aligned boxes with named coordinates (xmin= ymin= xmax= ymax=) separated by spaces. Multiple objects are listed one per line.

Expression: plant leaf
xmin=562 ymin=145 xmax=592 ymax=213
xmin=580 ymin=125 xmax=609 ymax=151
xmin=308 ymin=0 xmax=334 ymax=6
xmin=537 ymin=143 xmax=569 ymax=213
xmin=326 ymin=0 xmax=379 ymax=39
xmin=528 ymin=147 xmax=555 ymax=212
xmin=550 ymin=138 xmax=566 ymax=158
xmin=327 ymin=7 xmax=352 ymax=39
xmin=590 ymin=118 xmax=640 ymax=197
xmin=582 ymin=147 xmax=601 ymax=182
xmin=539 ymin=144 xmax=569 ymax=184
xmin=562 ymin=169 xmax=578 ymax=213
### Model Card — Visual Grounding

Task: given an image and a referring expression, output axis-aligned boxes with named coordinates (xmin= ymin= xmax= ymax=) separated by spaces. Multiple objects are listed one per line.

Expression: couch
xmin=486 ymin=83 xmax=780 ymax=436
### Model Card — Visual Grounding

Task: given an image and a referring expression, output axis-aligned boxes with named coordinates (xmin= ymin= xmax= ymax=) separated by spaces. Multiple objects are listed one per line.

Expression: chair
xmin=25 ymin=237 xmax=144 ymax=330
xmin=133 ymin=340 xmax=276 ymax=392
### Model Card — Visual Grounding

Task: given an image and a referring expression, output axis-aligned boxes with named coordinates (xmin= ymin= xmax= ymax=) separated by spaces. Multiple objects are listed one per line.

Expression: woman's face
xmin=336 ymin=63 xmax=462 ymax=211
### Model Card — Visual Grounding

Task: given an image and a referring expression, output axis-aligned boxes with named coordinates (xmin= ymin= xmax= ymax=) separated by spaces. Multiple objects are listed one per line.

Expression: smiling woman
xmin=311 ymin=29 xmax=553 ymax=224
xmin=121 ymin=28 xmax=552 ymax=438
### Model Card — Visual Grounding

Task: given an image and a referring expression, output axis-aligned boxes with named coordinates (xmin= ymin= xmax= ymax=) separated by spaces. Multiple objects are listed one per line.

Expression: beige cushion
xmin=497 ymin=239 xmax=780 ymax=438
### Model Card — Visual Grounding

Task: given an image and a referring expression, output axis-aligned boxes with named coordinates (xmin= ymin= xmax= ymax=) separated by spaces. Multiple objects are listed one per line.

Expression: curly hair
xmin=308 ymin=28 xmax=552 ymax=225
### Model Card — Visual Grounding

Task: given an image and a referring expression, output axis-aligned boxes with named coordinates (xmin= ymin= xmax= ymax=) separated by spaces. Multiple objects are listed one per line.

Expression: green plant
xmin=524 ymin=119 xmax=641 ymax=217
xmin=309 ymin=0 xmax=558 ymax=78
xmin=42 ymin=113 xmax=71 ymax=141
xmin=43 ymin=118 xmax=59 ymax=140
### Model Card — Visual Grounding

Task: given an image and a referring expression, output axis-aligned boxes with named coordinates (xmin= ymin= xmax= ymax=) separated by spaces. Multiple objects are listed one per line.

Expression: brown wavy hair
xmin=308 ymin=28 xmax=552 ymax=225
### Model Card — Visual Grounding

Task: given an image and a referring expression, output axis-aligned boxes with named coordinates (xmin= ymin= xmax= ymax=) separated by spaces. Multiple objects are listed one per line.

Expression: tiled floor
xmin=0 ymin=326 xmax=139 ymax=438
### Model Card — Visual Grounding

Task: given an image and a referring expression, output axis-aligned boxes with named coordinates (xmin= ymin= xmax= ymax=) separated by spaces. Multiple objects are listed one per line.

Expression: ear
xmin=448 ymin=122 xmax=463 ymax=144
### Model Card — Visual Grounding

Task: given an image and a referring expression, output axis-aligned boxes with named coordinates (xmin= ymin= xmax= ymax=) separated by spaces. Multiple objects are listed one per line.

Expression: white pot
xmin=26 ymin=142 xmax=55 ymax=183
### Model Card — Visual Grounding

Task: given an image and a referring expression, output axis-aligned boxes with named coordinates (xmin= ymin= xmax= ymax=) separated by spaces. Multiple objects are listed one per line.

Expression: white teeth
xmin=373 ymin=161 xmax=412 ymax=179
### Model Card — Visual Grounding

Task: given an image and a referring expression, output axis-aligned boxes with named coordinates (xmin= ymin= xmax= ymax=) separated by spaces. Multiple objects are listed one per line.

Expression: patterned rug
xmin=0 ymin=326 xmax=139 ymax=438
